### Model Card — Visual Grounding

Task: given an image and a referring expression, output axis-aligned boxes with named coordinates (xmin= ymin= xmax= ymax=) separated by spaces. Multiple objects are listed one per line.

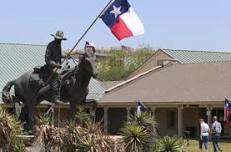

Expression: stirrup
xmin=55 ymin=99 xmax=64 ymax=104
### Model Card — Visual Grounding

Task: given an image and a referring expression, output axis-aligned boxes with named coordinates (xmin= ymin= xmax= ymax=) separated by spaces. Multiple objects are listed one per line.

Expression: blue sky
xmin=1 ymin=0 xmax=231 ymax=51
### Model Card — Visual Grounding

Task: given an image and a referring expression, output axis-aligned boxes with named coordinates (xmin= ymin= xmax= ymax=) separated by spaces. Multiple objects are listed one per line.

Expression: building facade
xmin=99 ymin=49 xmax=231 ymax=138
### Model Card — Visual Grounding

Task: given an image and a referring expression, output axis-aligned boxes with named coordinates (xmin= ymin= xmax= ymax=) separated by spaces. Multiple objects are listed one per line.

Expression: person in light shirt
xmin=211 ymin=116 xmax=222 ymax=152
xmin=199 ymin=118 xmax=210 ymax=152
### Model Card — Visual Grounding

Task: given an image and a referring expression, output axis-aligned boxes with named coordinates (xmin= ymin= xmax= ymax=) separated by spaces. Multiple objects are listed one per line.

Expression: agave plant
xmin=36 ymin=114 xmax=64 ymax=152
xmin=120 ymin=123 xmax=150 ymax=152
xmin=61 ymin=107 xmax=113 ymax=152
xmin=127 ymin=111 xmax=158 ymax=151
xmin=129 ymin=111 xmax=157 ymax=136
xmin=41 ymin=125 xmax=64 ymax=152
xmin=0 ymin=106 xmax=26 ymax=152
xmin=156 ymin=136 xmax=185 ymax=152
xmin=74 ymin=106 xmax=91 ymax=127
xmin=76 ymin=121 xmax=112 ymax=151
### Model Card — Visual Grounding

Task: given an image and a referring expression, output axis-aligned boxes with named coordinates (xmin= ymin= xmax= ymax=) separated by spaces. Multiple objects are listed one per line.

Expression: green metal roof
xmin=161 ymin=49 xmax=231 ymax=64
xmin=0 ymin=43 xmax=104 ymax=104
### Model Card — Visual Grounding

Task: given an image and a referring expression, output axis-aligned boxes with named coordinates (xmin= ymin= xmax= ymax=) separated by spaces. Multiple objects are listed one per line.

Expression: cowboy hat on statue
xmin=51 ymin=30 xmax=67 ymax=40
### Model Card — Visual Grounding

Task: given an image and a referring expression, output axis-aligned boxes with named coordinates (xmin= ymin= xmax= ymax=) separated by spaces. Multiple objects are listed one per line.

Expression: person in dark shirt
xmin=45 ymin=31 xmax=67 ymax=103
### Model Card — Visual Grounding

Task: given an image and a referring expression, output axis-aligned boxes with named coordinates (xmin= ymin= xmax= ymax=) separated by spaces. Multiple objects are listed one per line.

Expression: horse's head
xmin=78 ymin=50 xmax=97 ymax=78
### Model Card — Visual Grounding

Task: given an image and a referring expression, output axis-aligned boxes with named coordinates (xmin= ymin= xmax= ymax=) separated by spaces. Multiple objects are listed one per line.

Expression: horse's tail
xmin=2 ymin=80 xmax=15 ymax=104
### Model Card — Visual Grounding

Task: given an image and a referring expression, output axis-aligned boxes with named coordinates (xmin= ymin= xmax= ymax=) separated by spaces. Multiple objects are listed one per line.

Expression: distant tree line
xmin=97 ymin=47 xmax=154 ymax=81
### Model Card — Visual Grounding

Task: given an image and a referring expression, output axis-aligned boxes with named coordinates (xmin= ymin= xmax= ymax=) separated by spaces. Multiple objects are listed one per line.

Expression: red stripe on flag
xmin=228 ymin=110 xmax=231 ymax=124
xmin=111 ymin=18 xmax=133 ymax=40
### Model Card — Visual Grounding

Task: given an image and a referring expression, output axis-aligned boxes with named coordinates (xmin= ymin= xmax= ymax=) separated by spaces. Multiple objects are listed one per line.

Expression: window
xmin=167 ymin=111 xmax=176 ymax=129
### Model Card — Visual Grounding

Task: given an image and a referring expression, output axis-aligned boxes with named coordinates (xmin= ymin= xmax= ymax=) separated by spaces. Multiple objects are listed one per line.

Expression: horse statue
xmin=2 ymin=50 xmax=98 ymax=130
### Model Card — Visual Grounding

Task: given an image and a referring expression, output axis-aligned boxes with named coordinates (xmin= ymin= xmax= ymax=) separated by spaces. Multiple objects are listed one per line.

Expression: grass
xmin=186 ymin=139 xmax=231 ymax=152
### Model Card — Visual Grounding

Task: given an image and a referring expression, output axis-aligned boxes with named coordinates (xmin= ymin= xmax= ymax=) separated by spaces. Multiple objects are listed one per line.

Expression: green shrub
xmin=0 ymin=106 xmax=26 ymax=152
xmin=154 ymin=136 xmax=185 ymax=152
xmin=128 ymin=112 xmax=157 ymax=136
xmin=97 ymin=48 xmax=154 ymax=81
xmin=61 ymin=107 xmax=113 ymax=152
xmin=120 ymin=111 xmax=158 ymax=152
xmin=120 ymin=123 xmax=149 ymax=152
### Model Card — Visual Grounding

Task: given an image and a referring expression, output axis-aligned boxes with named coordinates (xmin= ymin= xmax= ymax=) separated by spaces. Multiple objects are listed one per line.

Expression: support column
xmin=151 ymin=107 xmax=156 ymax=120
xmin=58 ymin=104 xmax=60 ymax=127
xmin=206 ymin=106 xmax=212 ymax=127
xmin=126 ymin=107 xmax=131 ymax=121
xmin=151 ymin=107 xmax=157 ymax=135
xmin=104 ymin=107 xmax=109 ymax=133
xmin=177 ymin=106 xmax=183 ymax=137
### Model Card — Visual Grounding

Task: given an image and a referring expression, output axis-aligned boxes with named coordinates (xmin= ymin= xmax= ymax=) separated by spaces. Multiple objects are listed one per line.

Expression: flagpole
xmin=67 ymin=0 xmax=115 ymax=56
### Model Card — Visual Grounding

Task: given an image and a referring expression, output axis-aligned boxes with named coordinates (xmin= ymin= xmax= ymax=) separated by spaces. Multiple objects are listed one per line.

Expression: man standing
xmin=211 ymin=116 xmax=222 ymax=152
xmin=45 ymin=30 xmax=67 ymax=103
xmin=136 ymin=99 xmax=147 ymax=116
xmin=199 ymin=118 xmax=210 ymax=152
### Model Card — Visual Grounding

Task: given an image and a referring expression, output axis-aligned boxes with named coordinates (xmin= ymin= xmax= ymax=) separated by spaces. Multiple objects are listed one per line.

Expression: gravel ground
xmin=1 ymin=136 xmax=124 ymax=152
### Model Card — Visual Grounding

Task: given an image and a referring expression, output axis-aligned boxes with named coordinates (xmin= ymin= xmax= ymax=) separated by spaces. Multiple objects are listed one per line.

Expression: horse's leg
xmin=12 ymin=96 xmax=22 ymax=119
xmin=19 ymin=106 xmax=29 ymax=130
xmin=85 ymin=100 xmax=97 ymax=118
xmin=27 ymin=103 xmax=35 ymax=133
xmin=68 ymin=100 xmax=77 ymax=120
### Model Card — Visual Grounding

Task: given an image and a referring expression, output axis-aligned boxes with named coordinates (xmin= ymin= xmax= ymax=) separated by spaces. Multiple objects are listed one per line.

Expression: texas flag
xmin=224 ymin=98 xmax=231 ymax=124
xmin=101 ymin=0 xmax=144 ymax=40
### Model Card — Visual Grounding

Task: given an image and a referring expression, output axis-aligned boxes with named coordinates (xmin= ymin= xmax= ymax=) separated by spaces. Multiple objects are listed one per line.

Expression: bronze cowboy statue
xmin=45 ymin=30 xmax=67 ymax=104
xmin=2 ymin=31 xmax=98 ymax=131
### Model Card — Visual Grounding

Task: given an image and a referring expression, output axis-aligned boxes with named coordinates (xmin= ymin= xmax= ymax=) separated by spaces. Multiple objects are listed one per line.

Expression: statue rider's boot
xmin=55 ymin=96 xmax=63 ymax=104
xmin=51 ymin=74 xmax=63 ymax=104
xmin=52 ymin=92 xmax=63 ymax=104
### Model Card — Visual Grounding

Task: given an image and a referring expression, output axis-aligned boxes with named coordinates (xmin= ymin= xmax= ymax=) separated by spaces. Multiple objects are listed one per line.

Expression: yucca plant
xmin=127 ymin=111 xmax=157 ymax=151
xmin=74 ymin=106 xmax=91 ymax=127
xmin=37 ymin=114 xmax=64 ymax=152
xmin=129 ymin=111 xmax=157 ymax=136
xmin=0 ymin=106 xmax=26 ymax=152
xmin=156 ymin=136 xmax=185 ymax=152
xmin=62 ymin=107 xmax=113 ymax=152
xmin=41 ymin=125 xmax=64 ymax=152
xmin=38 ymin=113 xmax=53 ymax=126
xmin=120 ymin=123 xmax=149 ymax=152
xmin=77 ymin=121 xmax=112 ymax=152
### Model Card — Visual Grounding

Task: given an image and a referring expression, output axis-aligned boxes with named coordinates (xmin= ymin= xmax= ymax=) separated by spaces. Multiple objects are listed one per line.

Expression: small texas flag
xmin=224 ymin=98 xmax=231 ymax=124
xmin=101 ymin=0 xmax=144 ymax=40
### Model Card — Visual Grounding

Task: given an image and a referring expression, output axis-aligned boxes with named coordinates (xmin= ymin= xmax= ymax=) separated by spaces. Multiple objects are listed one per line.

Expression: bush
xmin=97 ymin=48 xmax=154 ymax=81
xmin=0 ymin=106 xmax=26 ymax=152
xmin=120 ymin=112 xmax=157 ymax=152
xmin=154 ymin=136 xmax=185 ymax=152
xmin=36 ymin=106 xmax=113 ymax=152
xmin=128 ymin=112 xmax=157 ymax=136
xmin=120 ymin=123 xmax=149 ymax=152
xmin=62 ymin=120 xmax=113 ymax=152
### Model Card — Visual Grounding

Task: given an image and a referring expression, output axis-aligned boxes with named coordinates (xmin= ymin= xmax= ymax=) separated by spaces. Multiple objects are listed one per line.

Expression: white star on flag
xmin=110 ymin=5 xmax=121 ymax=18
xmin=101 ymin=0 xmax=144 ymax=40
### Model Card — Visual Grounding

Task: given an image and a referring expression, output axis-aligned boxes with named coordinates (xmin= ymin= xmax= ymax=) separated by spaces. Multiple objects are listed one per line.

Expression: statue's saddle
xmin=30 ymin=65 xmax=74 ymax=90
xmin=29 ymin=65 xmax=51 ymax=88
xmin=33 ymin=65 xmax=49 ymax=73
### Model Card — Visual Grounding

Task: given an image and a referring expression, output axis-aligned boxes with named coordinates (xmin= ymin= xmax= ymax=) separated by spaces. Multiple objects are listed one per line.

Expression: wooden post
xmin=206 ymin=106 xmax=212 ymax=126
xmin=178 ymin=106 xmax=183 ymax=137
xmin=126 ymin=107 xmax=131 ymax=121
xmin=58 ymin=104 xmax=60 ymax=127
xmin=104 ymin=107 xmax=109 ymax=133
